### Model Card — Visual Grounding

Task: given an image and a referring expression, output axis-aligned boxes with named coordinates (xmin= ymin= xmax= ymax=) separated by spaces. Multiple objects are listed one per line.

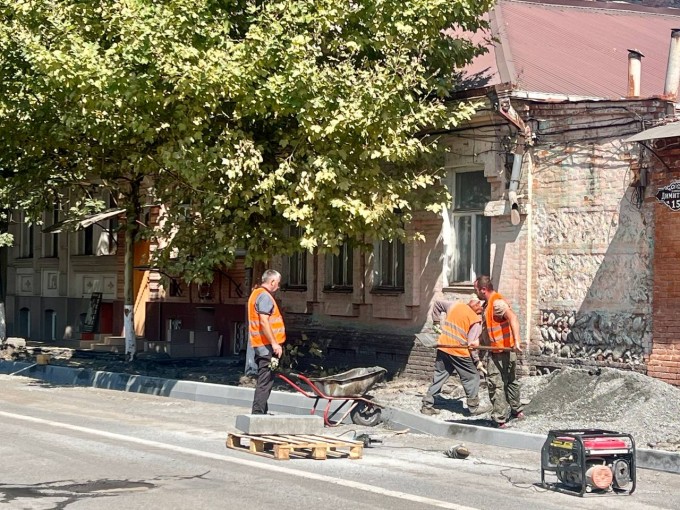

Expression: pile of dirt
xmin=513 ymin=367 xmax=680 ymax=451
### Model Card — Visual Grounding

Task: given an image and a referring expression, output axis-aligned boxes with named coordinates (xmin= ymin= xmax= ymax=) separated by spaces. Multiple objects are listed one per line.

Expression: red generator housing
xmin=541 ymin=429 xmax=636 ymax=496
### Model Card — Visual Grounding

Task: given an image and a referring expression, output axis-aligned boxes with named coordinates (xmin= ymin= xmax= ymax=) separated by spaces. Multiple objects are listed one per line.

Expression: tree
xmin=0 ymin=0 xmax=493 ymax=357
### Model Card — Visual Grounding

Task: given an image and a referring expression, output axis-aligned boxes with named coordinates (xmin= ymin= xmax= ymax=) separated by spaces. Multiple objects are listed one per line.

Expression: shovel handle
xmin=437 ymin=344 xmax=515 ymax=352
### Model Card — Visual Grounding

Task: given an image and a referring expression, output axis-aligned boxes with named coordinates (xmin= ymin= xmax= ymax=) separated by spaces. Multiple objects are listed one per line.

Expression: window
xmin=373 ymin=239 xmax=405 ymax=290
xmin=282 ymin=226 xmax=307 ymax=289
xmin=42 ymin=206 xmax=60 ymax=258
xmin=325 ymin=242 xmax=353 ymax=290
xmin=19 ymin=212 xmax=34 ymax=258
xmin=446 ymin=170 xmax=490 ymax=285
xmin=74 ymin=195 xmax=119 ymax=256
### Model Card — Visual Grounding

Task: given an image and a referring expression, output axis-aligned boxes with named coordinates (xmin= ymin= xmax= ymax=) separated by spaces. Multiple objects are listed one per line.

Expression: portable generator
xmin=541 ymin=429 xmax=636 ymax=496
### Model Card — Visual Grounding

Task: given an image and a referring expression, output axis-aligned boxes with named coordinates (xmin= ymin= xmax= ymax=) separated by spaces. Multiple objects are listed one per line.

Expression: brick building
xmin=269 ymin=0 xmax=680 ymax=383
xmin=631 ymin=124 xmax=680 ymax=385
xmin=4 ymin=0 xmax=680 ymax=385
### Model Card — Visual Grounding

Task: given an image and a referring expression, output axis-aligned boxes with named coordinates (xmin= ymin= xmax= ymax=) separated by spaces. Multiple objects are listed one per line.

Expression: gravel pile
xmin=370 ymin=367 xmax=680 ymax=452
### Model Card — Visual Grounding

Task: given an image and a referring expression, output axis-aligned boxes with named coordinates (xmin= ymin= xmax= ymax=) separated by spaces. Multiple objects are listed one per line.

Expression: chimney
xmin=627 ymin=49 xmax=643 ymax=98
xmin=664 ymin=29 xmax=680 ymax=99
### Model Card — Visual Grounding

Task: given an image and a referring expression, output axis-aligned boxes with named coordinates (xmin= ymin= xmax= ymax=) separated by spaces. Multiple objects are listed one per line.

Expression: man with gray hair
xmin=247 ymin=269 xmax=286 ymax=414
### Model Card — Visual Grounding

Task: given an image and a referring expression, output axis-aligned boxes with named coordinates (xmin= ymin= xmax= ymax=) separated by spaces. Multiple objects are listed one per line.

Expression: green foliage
xmin=0 ymin=0 xmax=493 ymax=281
xmin=279 ymin=333 xmax=325 ymax=372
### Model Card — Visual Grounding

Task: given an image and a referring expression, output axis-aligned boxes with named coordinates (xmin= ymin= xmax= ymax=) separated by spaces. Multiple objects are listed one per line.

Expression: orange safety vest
xmin=485 ymin=291 xmax=514 ymax=352
xmin=248 ymin=287 xmax=286 ymax=348
xmin=438 ymin=302 xmax=481 ymax=357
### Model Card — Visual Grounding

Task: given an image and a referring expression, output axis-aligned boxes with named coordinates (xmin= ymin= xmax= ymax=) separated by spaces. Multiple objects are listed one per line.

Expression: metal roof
xmin=460 ymin=0 xmax=680 ymax=99
xmin=626 ymin=121 xmax=680 ymax=141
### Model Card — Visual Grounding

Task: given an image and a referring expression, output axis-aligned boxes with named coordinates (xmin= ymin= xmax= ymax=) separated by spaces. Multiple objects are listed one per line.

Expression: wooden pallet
xmin=226 ymin=433 xmax=363 ymax=461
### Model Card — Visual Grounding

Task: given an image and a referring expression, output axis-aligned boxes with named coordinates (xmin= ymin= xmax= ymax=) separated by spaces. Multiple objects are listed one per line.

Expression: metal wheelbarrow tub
xmin=276 ymin=366 xmax=387 ymax=427
xmin=308 ymin=366 xmax=387 ymax=397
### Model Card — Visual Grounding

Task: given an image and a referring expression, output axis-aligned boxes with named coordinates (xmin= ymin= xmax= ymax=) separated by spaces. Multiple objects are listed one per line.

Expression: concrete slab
xmin=235 ymin=414 xmax=324 ymax=435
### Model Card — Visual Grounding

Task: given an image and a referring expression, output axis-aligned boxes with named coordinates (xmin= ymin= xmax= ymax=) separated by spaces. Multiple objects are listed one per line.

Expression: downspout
xmin=525 ymin=153 xmax=533 ymax=358
xmin=495 ymin=95 xmax=530 ymax=226
xmin=508 ymin=151 xmax=524 ymax=226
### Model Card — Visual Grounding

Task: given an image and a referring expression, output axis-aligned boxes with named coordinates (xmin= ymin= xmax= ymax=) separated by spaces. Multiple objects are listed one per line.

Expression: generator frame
xmin=541 ymin=428 xmax=636 ymax=497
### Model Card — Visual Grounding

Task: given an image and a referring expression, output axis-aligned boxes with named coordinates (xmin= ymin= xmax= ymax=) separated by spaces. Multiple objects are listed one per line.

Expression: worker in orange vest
xmin=474 ymin=275 xmax=524 ymax=428
xmin=247 ymin=269 xmax=286 ymax=414
xmin=421 ymin=300 xmax=491 ymax=417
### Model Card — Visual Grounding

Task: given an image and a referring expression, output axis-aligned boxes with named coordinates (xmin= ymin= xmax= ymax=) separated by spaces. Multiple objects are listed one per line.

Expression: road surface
xmin=0 ymin=374 xmax=677 ymax=509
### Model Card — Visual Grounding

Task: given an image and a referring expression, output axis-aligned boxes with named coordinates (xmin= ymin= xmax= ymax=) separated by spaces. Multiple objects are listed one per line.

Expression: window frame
xmin=372 ymin=239 xmax=405 ymax=292
xmin=445 ymin=168 xmax=491 ymax=287
xmin=282 ymin=225 xmax=307 ymax=290
xmin=42 ymin=206 xmax=60 ymax=258
xmin=18 ymin=211 xmax=34 ymax=259
xmin=324 ymin=241 xmax=353 ymax=292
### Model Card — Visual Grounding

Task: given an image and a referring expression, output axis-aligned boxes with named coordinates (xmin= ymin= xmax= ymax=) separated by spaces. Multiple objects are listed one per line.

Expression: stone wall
xmin=524 ymin=100 xmax=662 ymax=375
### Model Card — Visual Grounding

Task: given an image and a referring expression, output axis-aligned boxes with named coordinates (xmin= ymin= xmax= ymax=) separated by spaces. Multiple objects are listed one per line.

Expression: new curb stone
xmin=1 ymin=360 xmax=677 ymax=474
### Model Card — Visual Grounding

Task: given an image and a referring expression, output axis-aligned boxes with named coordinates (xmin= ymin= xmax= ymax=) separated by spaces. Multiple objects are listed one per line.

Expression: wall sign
xmin=656 ymin=181 xmax=680 ymax=211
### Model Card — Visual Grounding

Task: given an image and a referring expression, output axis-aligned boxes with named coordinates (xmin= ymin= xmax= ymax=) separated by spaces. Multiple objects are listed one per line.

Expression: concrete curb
xmin=2 ymin=360 xmax=678 ymax=474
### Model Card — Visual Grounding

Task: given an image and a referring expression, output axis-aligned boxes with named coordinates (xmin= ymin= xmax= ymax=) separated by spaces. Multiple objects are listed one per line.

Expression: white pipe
xmin=664 ymin=29 xmax=680 ymax=99
xmin=508 ymin=152 xmax=523 ymax=226
xmin=627 ymin=49 xmax=643 ymax=98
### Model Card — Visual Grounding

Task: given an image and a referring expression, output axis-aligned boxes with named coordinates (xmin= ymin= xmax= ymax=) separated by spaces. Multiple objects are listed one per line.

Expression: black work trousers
xmin=251 ymin=346 xmax=274 ymax=414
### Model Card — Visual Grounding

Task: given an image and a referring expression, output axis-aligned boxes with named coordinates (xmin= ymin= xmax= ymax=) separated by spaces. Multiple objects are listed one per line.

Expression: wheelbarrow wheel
xmin=350 ymin=401 xmax=382 ymax=427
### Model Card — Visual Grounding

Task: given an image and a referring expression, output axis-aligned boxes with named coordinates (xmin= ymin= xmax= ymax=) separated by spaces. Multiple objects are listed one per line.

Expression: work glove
xmin=268 ymin=357 xmax=280 ymax=371
xmin=432 ymin=324 xmax=442 ymax=335
xmin=476 ymin=361 xmax=487 ymax=376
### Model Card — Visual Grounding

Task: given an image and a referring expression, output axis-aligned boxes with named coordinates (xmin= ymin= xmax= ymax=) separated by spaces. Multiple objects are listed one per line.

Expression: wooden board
xmin=226 ymin=433 xmax=363 ymax=461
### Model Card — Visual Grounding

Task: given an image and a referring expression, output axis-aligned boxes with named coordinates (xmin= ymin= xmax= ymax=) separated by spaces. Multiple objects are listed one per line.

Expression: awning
xmin=42 ymin=207 xmax=125 ymax=234
xmin=626 ymin=122 xmax=680 ymax=143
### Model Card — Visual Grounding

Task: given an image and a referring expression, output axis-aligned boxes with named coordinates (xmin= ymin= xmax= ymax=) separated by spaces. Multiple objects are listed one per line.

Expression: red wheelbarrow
xmin=276 ymin=366 xmax=387 ymax=427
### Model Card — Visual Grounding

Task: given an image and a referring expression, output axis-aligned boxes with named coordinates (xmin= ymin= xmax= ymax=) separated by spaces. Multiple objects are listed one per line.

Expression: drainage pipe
xmin=508 ymin=151 xmax=523 ymax=226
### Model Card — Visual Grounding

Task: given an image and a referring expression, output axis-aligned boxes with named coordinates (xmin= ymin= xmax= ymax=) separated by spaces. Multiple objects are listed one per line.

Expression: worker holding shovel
xmin=474 ymin=275 xmax=524 ymax=428
xmin=421 ymin=300 xmax=492 ymax=417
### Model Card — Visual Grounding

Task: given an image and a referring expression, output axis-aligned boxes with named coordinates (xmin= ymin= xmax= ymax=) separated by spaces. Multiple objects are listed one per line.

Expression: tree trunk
xmin=0 ymin=302 xmax=6 ymax=343
xmin=124 ymin=223 xmax=135 ymax=360
xmin=124 ymin=179 xmax=142 ymax=361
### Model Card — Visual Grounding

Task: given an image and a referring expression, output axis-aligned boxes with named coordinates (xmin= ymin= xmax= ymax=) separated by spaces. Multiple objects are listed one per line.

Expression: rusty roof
xmin=460 ymin=0 xmax=680 ymax=99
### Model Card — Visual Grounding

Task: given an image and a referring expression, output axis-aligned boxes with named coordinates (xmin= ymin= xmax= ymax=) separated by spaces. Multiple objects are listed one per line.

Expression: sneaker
xmin=494 ymin=421 xmax=508 ymax=429
xmin=421 ymin=406 xmax=441 ymax=416
xmin=511 ymin=411 xmax=525 ymax=420
xmin=467 ymin=404 xmax=492 ymax=416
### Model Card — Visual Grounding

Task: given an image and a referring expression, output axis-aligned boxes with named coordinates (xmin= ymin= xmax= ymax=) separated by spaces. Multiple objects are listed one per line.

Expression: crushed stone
xmin=370 ymin=367 xmax=680 ymax=452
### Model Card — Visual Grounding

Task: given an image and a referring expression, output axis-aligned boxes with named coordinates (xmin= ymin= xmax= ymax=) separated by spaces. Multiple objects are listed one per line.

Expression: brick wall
xmin=523 ymin=100 xmax=664 ymax=376
xmin=647 ymin=137 xmax=680 ymax=386
xmin=275 ymin=98 xmax=669 ymax=382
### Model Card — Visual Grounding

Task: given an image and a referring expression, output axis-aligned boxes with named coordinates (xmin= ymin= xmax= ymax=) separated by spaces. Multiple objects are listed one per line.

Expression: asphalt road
xmin=0 ymin=374 xmax=678 ymax=510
